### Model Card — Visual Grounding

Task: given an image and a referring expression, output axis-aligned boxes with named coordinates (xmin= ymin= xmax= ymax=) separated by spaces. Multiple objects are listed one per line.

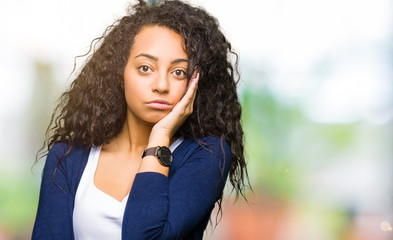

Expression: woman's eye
xmin=138 ymin=66 xmax=152 ymax=73
xmin=173 ymin=70 xmax=186 ymax=79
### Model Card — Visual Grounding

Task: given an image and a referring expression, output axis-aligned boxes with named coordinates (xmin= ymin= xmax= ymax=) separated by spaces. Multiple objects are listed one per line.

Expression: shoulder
xmin=177 ymin=136 xmax=230 ymax=157
xmin=169 ymin=136 xmax=232 ymax=200
xmin=45 ymin=142 xmax=90 ymax=172
xmin=42 ymin=143 xmax=91 ymax=192
xmin=47 ymin=142 xmax=71 ymax=159
xmin=172 ymin=136 xmax=231 ymax=171
xmin=47 ymin=142 xmax=86 ymax=161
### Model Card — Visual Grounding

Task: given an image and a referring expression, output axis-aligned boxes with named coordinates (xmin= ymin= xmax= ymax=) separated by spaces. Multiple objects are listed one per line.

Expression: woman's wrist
xmin=147 ymin=129 xmax=171 ymax=148
xmin=138 ymin=129 xmax=171 ymax=175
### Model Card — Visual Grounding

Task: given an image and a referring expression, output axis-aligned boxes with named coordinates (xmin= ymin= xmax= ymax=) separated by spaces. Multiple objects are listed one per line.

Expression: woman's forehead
xmin=130 ymin=25 xmax=188 ymax=60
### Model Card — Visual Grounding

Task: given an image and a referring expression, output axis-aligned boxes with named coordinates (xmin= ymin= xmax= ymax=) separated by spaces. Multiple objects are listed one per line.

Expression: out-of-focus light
xmin=380 ymin=221 xmax=392 ymax=232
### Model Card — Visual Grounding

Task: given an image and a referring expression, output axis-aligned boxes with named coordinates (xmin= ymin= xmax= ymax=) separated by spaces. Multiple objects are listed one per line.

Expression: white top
xmin=73 ymin=137 xmax=184 ymax=240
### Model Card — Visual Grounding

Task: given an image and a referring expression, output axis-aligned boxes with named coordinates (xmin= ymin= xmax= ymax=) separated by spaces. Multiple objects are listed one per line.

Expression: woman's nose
xmin=152 ymin=72 xmax=170 ymax=94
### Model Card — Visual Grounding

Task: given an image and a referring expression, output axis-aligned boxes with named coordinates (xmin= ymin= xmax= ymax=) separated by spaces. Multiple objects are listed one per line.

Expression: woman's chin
xmin=126 ymin=108 xmax=170 ymax=125
xmin=142 ymin=112 xmax=169 ymax=124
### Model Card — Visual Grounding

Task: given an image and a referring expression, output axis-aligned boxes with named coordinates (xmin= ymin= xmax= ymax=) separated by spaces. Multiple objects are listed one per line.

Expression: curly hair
xmin=40 ymin=0 xmax=249 ymax=204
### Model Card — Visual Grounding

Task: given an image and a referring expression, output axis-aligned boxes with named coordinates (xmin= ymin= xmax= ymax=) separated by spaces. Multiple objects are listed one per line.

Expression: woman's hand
xmin=148 ymin=71 xmax=199 ymax=147
xmin=139 ymin=71 xmax=199 ymax=175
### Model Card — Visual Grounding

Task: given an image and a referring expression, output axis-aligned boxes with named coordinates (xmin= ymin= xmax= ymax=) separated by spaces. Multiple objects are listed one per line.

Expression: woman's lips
xmin=146 ymin=100 xmax=172 ymax=110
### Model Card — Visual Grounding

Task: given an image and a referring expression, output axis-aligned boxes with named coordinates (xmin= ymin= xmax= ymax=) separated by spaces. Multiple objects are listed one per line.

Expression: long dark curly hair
xmin=39 ymin=0 xmax=249 ymax=204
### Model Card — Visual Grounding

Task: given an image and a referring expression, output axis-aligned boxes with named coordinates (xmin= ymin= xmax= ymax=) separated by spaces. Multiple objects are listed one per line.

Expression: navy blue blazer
xmin=32 ymin=136 xmax=231 ymax=240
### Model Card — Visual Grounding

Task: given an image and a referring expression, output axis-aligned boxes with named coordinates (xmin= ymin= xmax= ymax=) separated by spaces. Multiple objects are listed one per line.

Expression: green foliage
xmin=240 ymin=85 xmax=358 ymax=199
xmin=0 ymin=169 xmax=39 ymax=238
xmin=241 ymin=86 xmax=303 ymax=199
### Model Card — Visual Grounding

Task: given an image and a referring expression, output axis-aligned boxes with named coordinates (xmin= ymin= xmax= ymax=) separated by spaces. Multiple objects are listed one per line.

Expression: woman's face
xmin=124 ymin=25 xmax=189 ymax=124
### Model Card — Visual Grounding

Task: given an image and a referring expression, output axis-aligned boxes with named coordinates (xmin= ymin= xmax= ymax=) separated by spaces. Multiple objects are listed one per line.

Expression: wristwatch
xmin=141 ymin=146 xmax=173 ymax=167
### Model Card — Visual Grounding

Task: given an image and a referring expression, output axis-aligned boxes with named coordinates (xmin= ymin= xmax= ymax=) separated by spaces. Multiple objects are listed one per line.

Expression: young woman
xmin=33 ymin=0 xmax=248 ymax=239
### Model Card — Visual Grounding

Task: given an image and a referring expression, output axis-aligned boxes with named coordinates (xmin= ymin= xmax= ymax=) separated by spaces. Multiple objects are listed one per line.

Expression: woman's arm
xmin=32 ymin=144 xmax=74 ymax=240
xmin=137 ymin=73 xmax=199 ymax=177
xmin=122 ymin=137 xmax=231 ymax=239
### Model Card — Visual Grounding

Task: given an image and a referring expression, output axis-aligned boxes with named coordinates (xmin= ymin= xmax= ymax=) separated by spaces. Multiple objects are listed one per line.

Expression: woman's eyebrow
xmin=135 ymin=53 xmax=158 ymax=61
xmin=135 ymin=53 xmax=188 ymax=64
xmin=171 ymin=58 xmax=188 ymax=64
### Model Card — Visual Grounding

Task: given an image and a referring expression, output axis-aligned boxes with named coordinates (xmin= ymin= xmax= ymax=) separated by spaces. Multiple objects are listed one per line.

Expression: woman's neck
xmin=104 ymin=115 xmax=153 ymax=154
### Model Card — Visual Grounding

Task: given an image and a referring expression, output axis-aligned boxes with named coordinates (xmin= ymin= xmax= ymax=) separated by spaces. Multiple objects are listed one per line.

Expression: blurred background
xmin=0 ymin=0 xmax=392 ymax=239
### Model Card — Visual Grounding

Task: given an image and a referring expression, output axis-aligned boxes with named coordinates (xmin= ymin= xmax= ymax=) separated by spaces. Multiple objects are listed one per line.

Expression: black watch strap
xmin=142 ymin=146 xmax=173 ymax=167
xmin=142 ymin=147 xmax=159 ymax=158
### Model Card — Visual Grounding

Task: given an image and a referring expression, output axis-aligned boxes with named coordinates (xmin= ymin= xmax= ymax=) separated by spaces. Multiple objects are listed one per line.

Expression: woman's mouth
xmin=146 ymin=99 xmax=172 ymax=110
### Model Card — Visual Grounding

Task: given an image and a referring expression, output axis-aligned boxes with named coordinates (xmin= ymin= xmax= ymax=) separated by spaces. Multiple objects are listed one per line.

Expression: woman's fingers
xmin=173 ymin=72 xmax=199 ymax=116
xmin=186 ymin=73 xmax=199 ymax=111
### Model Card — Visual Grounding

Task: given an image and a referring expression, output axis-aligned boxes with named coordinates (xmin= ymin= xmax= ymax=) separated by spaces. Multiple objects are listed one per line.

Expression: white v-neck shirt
xmin=73 ymin=138 xmax=183 ymax=240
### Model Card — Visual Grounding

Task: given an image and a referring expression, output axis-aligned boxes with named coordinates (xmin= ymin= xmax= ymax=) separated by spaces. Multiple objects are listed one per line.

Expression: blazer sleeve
xmin=122 ymin=137 xmax=232 ymax=239
xmin=32 ymin=144 xmax=74 ymax=240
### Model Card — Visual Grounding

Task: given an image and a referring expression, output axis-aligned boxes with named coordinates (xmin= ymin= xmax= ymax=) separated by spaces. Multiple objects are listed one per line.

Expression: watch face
xmin=158 ymin=147 xmax=173 ymax=166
